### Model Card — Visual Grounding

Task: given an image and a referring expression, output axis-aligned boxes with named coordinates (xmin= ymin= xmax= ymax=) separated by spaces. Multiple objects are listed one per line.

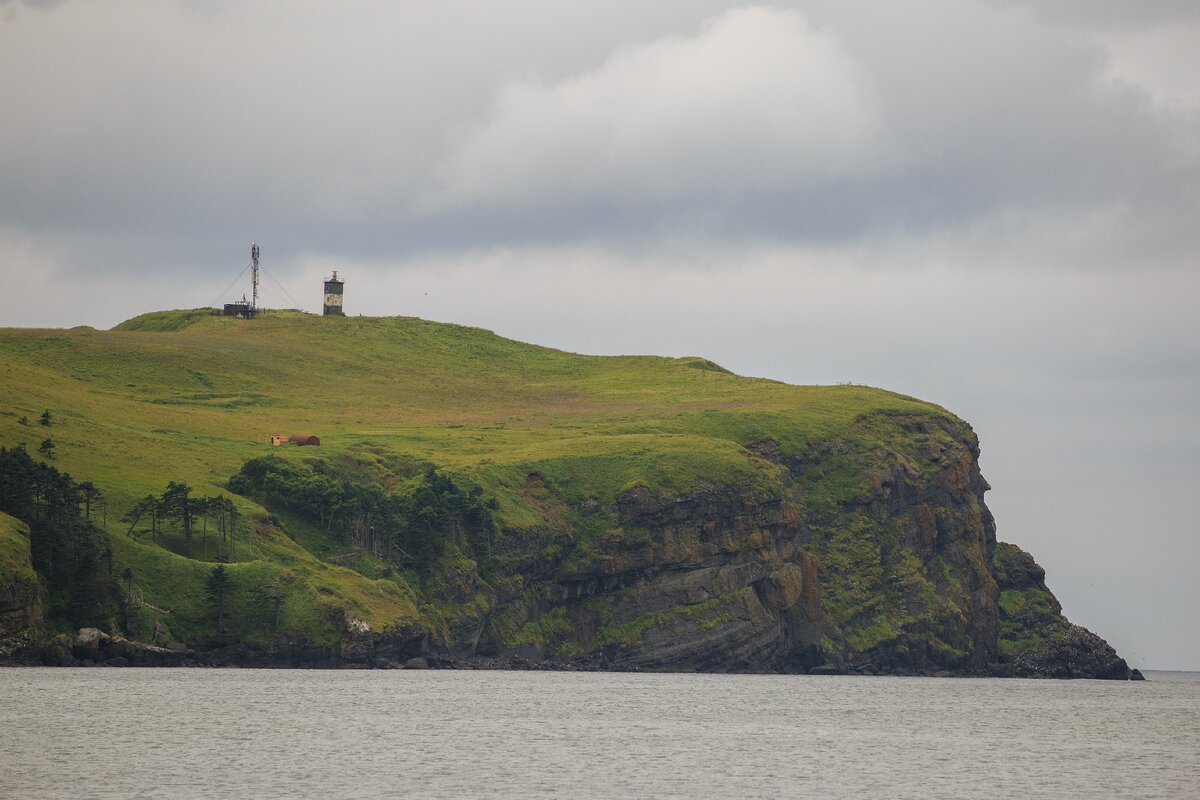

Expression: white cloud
xmin=431 ymin=7 xmax=891 ymax=211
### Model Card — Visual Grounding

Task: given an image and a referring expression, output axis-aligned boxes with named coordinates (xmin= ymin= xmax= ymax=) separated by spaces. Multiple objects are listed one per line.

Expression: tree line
xmin=229 ymin=455 xmax=496 ymax=571
xmin=0 ymin=443 xmax=116 ymax=628
xmin=122 ymin=482 xmax=240 ymax=561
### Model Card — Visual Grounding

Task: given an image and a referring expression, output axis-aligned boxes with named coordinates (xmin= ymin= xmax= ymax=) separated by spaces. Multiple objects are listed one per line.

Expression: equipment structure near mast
xmin=221 ymin=242 xmax=262 ymax=318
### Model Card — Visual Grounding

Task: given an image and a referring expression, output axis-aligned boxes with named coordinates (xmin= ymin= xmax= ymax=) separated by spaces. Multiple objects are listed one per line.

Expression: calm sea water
xmin=1 ymin=668 xmax=1196 ymax=799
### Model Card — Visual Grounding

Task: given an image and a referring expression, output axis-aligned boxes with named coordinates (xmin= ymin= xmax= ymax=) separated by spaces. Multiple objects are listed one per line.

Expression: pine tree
xmin=205 ymin=564 xmax=233 ymax=633
xmin=161 ymin=482 xmax=195 ymax=557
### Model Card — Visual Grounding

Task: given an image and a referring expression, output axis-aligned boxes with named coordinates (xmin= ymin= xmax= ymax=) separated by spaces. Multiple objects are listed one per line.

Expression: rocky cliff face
xmin=426 ymin=413 xmax=1131 ymax=678
xmin=497 ymin=482 xmax=843 ymax=673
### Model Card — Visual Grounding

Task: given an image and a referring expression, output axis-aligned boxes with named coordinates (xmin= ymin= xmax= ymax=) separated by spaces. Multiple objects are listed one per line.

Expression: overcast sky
xmin=2 ymin=0 xmax=1197 ymax=669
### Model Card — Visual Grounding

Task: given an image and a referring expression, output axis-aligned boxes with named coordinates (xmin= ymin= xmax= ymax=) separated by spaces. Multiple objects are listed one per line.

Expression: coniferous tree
xmin=77 ymin=481 xmax=101 ymax=520
xmin=122 ymin=495 xmax=159 ymax=539
xmin=161 ymin=482 xmax=195 ymax=557
xmin=205 ymin=564 xmax=233 ymax=633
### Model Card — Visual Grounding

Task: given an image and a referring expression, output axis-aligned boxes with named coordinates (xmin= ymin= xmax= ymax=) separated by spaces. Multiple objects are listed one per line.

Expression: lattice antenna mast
xmin=250 ymin=242 xmax=261 ymax=311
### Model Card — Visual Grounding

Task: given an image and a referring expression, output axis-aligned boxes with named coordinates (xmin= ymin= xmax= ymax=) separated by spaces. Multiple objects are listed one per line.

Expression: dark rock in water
xmin=105 ymin=636 xmax=192 ymax=667
xmin=1008 ymin=625 xmax=1130 ymax=679
xmin=372 ymin=626 xmax=425 ymax=667
xmin=992 ymin=543 xmax=1131 ymax=679
xmin=808 ymin=664 xmax=843 ymax=676
xmin=1130 ymin=669 xmax=1146 ymax=681
xmin=52 ymin=629 xmax=194 ymax=667
xmin=42 ymin=634 xmax=74 ymax=667
xmin=0 ymin=628 xmax=42 ymax=665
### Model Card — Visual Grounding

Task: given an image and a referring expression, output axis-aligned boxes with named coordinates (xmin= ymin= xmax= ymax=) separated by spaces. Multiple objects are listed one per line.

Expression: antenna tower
xmin=250 ymin=242 xmax=261 ymax=311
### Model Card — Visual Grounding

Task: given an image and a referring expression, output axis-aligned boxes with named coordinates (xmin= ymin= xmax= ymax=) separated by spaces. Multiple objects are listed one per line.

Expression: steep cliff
xmin=417 ymin=410 xmax=1128 ymax=677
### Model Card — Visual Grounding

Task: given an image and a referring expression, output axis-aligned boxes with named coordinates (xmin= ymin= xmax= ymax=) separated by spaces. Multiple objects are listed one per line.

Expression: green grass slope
xmin=0 ymin=308 xmax=958 ymax=650
xmin=0 ymin=512 xmax=37 ymax=590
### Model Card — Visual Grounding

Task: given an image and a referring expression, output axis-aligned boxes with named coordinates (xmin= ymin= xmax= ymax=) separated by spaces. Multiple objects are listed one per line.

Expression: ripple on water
xmin=1 ymin=669 xmax=1197 ymax=799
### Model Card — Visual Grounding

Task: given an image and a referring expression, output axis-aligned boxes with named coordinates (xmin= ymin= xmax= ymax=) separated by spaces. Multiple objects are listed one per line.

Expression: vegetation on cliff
xmin=0 ymin=511 xmax=43 ymax=656
xmin=0 ymin=309 xmax=1131 ymax=675
xmin=992 ymin=542 xmax=1130 ymax=678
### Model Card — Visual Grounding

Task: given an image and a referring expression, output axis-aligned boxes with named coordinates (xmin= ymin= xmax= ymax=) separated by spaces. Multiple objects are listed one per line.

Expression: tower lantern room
xmin=323 ymin=271 xmax=345 ymax=316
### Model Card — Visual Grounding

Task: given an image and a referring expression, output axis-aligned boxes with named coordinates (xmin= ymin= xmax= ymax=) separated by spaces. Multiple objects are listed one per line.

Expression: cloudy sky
xmin=2 ymin=0 xmax=1197 ymax=669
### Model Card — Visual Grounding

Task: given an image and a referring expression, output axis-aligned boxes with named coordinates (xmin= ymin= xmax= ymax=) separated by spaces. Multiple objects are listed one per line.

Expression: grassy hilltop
xmin=2 ymin=308 xmax=947 ymax=527
xmin=0 ymin=309 xmax=1131 ymax=676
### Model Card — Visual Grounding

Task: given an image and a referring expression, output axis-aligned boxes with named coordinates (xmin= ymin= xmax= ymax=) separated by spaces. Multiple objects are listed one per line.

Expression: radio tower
xmin=250 ymin=242 xmax=261 ymax=312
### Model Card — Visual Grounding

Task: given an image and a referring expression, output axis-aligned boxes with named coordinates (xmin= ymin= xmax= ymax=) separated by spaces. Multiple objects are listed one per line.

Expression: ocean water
xmin=1 ymin=668 xmax=1196 ymax=799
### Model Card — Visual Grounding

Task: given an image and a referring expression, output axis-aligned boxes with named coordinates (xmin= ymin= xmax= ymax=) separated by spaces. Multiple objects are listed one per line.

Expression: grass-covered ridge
xmin=0 ymin=308 xmax=966 ymax=655
xmin=1 ymin=308 xmax=950 ymax=514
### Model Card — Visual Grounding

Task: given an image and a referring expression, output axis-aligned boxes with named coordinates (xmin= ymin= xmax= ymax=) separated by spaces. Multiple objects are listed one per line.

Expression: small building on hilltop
xmin=288 ymin=434 xmax=321 ymax=446
xmin=269 ymin=434 xmax=321 ymax=446
xmin=223 ymin=300 xmax=253 ymax=318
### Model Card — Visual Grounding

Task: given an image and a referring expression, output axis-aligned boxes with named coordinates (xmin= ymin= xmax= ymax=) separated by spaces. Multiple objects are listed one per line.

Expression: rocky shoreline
xmin=1 ymin=625 xmax=1145 ymax=680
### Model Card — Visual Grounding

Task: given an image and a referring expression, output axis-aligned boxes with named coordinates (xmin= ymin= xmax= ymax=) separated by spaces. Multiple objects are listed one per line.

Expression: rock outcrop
xmin=991 ymin=542 xmax=1133 ymax=679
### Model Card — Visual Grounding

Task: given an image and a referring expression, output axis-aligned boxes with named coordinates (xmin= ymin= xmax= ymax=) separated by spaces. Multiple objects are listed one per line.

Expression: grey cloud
xmin=4 ymin=0 xmax=1196 ymax=272
xmin=409 ymin=0 xmax=1197 ymax=258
